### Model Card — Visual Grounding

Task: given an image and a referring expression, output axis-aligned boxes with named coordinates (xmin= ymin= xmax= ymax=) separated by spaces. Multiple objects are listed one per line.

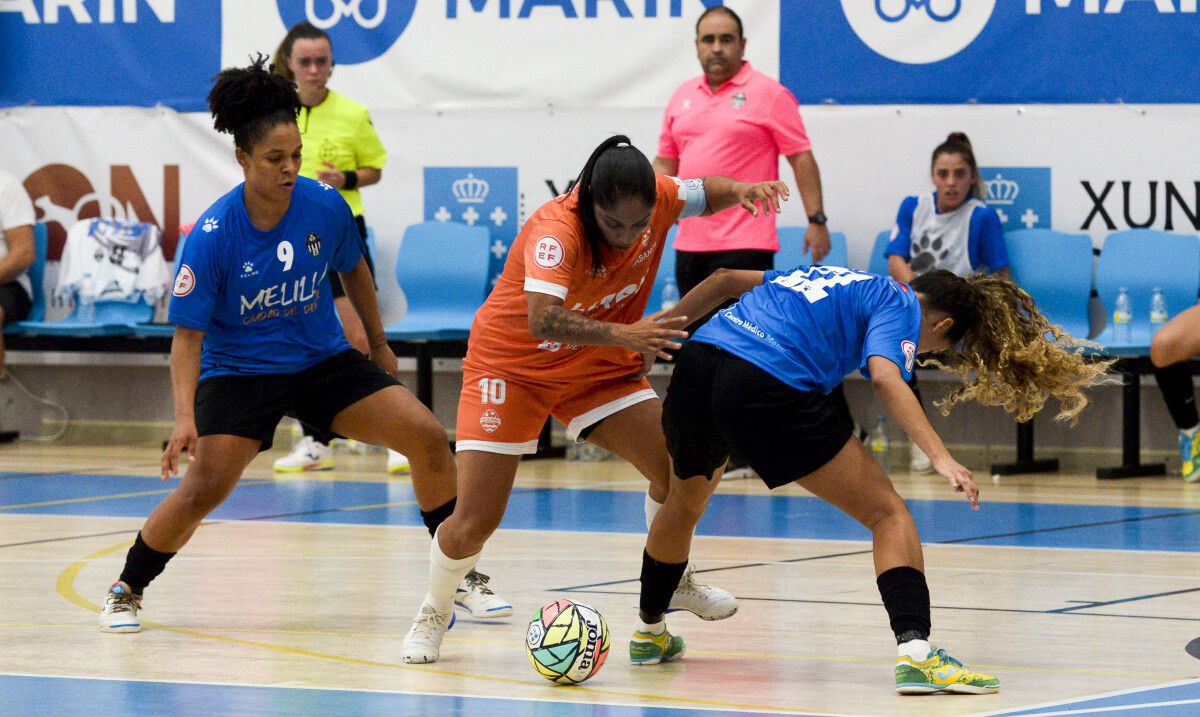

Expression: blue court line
xmin=0 ymin=675 xmax=830 ymax=717
xmin=2 ymin=472 xmax=1199 ymax=553
xmin=989 ymin=678 xmax=1200 ymax=716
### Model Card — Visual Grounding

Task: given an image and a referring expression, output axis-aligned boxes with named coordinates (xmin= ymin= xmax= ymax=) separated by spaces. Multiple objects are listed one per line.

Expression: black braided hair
xmin=207 ymin=54 xmax=301 ymax=152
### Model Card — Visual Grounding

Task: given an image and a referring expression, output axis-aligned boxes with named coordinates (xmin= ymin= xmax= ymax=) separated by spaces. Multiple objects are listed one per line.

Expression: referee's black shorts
xmin=662 ymin=341 xmax=853 ymax=489
xmin=194 ymin=349 xmax=399 ymax=451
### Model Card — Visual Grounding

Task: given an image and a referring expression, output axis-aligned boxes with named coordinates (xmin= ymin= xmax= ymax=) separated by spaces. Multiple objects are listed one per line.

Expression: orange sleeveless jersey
xmin=467 ymin=174 xmax=687 ymax=382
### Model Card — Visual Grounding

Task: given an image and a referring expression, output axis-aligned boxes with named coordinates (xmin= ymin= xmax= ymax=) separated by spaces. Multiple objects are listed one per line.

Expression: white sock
xmin=899 ymin=638 xmax=932 ymax=662
xmin=644 ymin=493 xmax=663 ymax=532
xmin=1183 ymin=425 xmax=1198 ymax=437
xmin=424 ymin=529 xmax=479 ymax=613
xmin=639 ymin=619 xmax=666 ymax=635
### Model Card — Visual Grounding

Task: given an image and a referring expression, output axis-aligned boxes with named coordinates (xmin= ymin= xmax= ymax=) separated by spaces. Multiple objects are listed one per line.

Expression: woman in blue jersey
xmin=885 ymin=132 xmax=1010 ymax=473
xmin=629 ymin=266 xmax=1107 ymax=693
xmin=97 ymin=57 xmax=460 ymax=633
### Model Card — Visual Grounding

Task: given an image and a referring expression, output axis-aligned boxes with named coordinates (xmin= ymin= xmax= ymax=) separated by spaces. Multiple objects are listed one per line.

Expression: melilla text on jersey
xmin=239 ymin=267 xmax=327 ymax=325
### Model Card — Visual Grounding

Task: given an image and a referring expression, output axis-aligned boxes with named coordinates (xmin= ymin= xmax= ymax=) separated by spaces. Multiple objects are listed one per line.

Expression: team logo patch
xmin=534 ymin=236 xmax=565 ymax=269
xmin=901 ymin=340 xmax=917 ymax=373
xmin=480 ymin=409 xmax=502 ymax=433
xmin=173 ymin=264 xmax=196 ymax=297
xmin=305 ymin=232 xmax=322 ymax=257
xmin=731 ymin=91 xmax=747 ymax=109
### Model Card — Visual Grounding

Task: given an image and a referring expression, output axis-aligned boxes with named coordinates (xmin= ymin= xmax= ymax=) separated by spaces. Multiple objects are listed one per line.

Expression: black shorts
xmin=194 ymin=349 xmax=399 ymax=451
xmin=329 ymin=215 xmax=376 ymax=299
xmin=662 ymin=341 xmax=853 ymax=489
xmin=0 ymin=282 xmax=32 ymax=325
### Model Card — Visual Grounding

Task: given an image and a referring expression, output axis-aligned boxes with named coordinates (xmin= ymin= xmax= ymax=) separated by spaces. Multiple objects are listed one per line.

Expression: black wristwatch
xmin=807 ymin=211 xmax=828 ymax=226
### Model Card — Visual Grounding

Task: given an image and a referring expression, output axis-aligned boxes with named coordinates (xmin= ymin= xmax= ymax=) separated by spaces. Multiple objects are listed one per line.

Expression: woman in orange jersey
xmin=402 ymin=135 xmax=789 ymax=664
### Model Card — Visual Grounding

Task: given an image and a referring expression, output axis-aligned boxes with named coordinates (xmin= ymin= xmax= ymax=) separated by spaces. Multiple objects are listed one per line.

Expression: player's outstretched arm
xmin=700 ymin=176 xmax=789 ymax=217
xmin=868 ymin=355 xmax=979 ymax=509
xmin=527 ymin=292 xmax=688 ymax=361
xmin=162 ymin=326 xmax=203 ymax=481
xmin=663 ymin=268 xmax=765 ymax=326
xmin=337 ymin=257 xmax=398 ymax=375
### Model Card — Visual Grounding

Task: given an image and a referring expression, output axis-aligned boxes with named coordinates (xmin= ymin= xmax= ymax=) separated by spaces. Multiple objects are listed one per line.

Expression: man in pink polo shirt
xmin=653 ymin=6 xmax=829 ymax=309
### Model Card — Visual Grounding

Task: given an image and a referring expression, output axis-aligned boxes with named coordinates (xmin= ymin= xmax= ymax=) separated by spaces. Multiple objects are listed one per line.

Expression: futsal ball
xmin=526 ymin=598 xmax=610 ymax=684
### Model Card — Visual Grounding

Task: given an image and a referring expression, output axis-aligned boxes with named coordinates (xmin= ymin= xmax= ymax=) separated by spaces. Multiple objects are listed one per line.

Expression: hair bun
xmin=209 ymin=54 xmax=299 ymax=136
xmin=946 ymin=131 xmax=972 ymax=148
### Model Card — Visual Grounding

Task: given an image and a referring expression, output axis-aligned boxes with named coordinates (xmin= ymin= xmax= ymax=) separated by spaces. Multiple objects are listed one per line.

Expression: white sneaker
xmin=386 ymin=448 xmax=411 ymax=475
xmin=402 ymin=603 xmax=455 ymax=664
xmin=99 ymin=581 xmax=142 ymax=633
xmin=454 ymin=570 xmax=513 ymax=619
xmin=272 ymin=436 xmax=335 ymax=473
xmin=668 ymin=563 xmax=738 ymax=621
xmin=909 ymin=443 xmax=933 ymax=474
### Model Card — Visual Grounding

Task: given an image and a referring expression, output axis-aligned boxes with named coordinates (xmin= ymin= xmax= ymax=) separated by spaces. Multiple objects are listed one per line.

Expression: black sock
xmin=1153 ymin=362 xmax=1199 ymax=430
xmin=118 ymin=532 xmax=177 ymax=595
xmin=638 ymin=550 xmax=688 ymax=623
xmin=420 ymin=497 xmax=456 ymax=539
xmin=876 ymin=566 xmax=931 ymax=643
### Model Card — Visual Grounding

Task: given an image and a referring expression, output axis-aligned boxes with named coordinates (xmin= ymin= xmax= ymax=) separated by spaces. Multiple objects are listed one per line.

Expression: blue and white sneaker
xmin=454 ymin=570 xmax=513 ymax=619
xmin=99 ymin=581 xmax=142 ymax=633
xmin=1180 ymin=430 xmax=1200 ymax=483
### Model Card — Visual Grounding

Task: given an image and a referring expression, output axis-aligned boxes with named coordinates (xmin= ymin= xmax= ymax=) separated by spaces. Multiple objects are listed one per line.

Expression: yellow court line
xmin=56 ymin=540 xmax=812 ymax=714
xmin=0 ymin=488 xmax=175 ymax=511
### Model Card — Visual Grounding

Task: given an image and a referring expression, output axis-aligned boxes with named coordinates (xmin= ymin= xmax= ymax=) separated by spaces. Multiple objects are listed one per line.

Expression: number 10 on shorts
xmin=479 ymin=378 xmax=507 ymax=405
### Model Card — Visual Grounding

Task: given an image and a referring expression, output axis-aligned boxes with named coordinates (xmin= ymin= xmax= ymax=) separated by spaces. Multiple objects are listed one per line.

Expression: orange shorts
xmin=455 ymin=363 xmax=657 ymax=455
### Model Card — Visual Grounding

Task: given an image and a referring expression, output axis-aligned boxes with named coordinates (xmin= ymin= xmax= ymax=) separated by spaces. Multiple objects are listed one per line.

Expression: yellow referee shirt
xmin=297 ymin=89 xmax=387 ymax=218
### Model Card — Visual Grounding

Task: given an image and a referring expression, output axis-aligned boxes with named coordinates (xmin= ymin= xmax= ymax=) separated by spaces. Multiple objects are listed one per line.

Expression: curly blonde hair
xmin=910 ymin=270 xmax=1113 ymax=424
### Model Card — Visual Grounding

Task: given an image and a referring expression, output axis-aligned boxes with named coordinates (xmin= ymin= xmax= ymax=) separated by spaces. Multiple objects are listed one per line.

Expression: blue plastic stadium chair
xmin=3 ymin=222 xmax=48 ymax=335
xmin=775 ymin=227 xmax=848 ymax=271
xmin=644 ymin=225 xmax=678 ymax=315
xmin=1093 ymin=229 xmax=1200 ymax=356
xmin=1005 ymin=229 xmax=1094 ymax=341
xmin=132 ymin=230 xmax=189 ymax=339
xmin=867 ymin=230 xmax=891 ymax=277
xmin=385 ymin=221 xmax=491 ymax=340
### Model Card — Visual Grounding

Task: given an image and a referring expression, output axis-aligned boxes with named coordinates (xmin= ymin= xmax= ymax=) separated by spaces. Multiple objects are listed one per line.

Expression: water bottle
xmin=78 ymin=295 xmax=96 ymax=323
xmin=660 ymin=276 xmax=680 ymax=312
xmin=1150 ymin=287 xmax=1168 ymax=327
xmin=1113 ymin=287 xmax=1132 ymax=343
xmin=78 ymin=276 xmax=96 ymax=323
xmin=868 ymin=415 xmax=891 ymax=472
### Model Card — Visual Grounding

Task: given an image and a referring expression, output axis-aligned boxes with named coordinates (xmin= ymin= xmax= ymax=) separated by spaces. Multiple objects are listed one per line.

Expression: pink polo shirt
xmin=658 ymin=61 xmax=812 ymax=253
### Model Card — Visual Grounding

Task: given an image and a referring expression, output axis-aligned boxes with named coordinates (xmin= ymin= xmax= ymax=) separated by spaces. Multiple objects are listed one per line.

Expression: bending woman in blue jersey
xmin=98 ymin=57 xmax=460 ymax=633
xmin=629 ymin=266 xmax=1108 ymax=694
xmin=884 ymin=131 xmax=1010 ymax=473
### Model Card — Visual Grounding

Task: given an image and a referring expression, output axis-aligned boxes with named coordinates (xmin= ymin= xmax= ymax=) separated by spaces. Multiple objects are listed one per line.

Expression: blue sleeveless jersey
xmin=691 ymin=266 xmax=922 ymax=394
xmin=169 ymin=177 xmax=362 ymax=380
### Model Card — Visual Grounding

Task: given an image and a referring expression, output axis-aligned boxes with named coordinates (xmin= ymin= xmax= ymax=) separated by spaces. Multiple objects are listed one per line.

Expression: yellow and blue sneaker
xmin=629 ymin=627 xmax=685 ymax=665
xmin=1180 ymin=429 xmax=1200 ymax=482
xmin=896 ymin=646 xmax=999 ymax=694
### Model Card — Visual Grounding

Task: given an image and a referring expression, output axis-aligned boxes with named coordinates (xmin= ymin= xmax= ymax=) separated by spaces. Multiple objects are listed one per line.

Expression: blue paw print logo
xmin=910 ymin=231 xmax=949 ymax=274
xmin=201 ymin=217 xmax=219 ymax=233
xmin=243 ymin=262 xmax=254 ymax=273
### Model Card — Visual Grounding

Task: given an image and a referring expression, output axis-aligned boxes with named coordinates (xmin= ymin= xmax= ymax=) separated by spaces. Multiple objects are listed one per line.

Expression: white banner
xmin=221 ymin=0 xmax=780 ymax=110
xmin=5 ymin=104 xmax=1200 ymax=324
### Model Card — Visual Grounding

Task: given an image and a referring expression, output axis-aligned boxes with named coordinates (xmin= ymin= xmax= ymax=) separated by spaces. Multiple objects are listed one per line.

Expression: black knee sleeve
xmin=118 ymin=532 xmax=177 ymax=595
xmin=876 ymin=566 xmax=931 ymax=643
xmin=638 ymin=549 xmax=688 ymax=622
xmin=420 ymin=497 xmax=457 ymax=539
xmin=1153 ymin=361 xmax=1199 ymax=430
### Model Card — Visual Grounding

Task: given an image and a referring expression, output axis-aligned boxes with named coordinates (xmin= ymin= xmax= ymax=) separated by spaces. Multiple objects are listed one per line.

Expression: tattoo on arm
xmin=535 ymin=305 xmax=618 ymax=346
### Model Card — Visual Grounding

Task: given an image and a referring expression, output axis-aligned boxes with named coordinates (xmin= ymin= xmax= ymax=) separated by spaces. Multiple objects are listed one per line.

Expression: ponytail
xmin=912 ymin=270 xmax=1112 ymax=423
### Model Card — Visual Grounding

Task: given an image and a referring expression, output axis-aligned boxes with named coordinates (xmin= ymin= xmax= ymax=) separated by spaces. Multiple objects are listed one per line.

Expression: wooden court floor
xmin=1 ymin=442 xmax=1198 ymax=716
